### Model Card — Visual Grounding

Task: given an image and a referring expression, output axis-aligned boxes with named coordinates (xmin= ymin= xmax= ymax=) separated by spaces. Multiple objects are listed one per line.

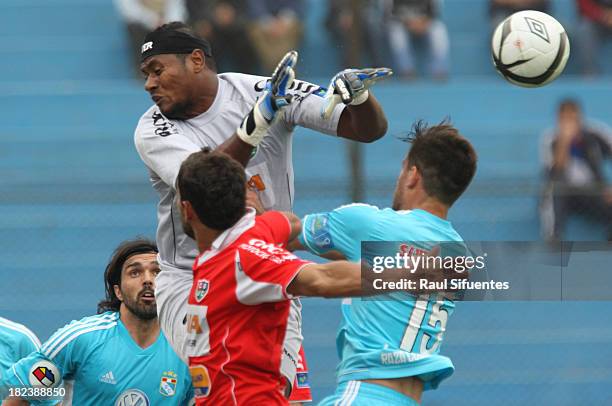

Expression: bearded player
xmin=1 ymin=239 xmax=193 ymax=405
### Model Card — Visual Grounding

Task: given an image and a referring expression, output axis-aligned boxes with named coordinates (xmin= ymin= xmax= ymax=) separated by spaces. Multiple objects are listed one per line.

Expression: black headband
xmin=141 ymin=30 xmax=213 ymax=63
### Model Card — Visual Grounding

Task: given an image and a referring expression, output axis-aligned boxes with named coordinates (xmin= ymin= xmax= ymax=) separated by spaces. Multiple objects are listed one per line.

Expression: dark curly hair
xmin=97 ymin=239 xmax=158 ymax=314
xmin=177 ymin=148 xmax=247 ymax=230
xmin=402 ymin=120 xmax=477 ymax=205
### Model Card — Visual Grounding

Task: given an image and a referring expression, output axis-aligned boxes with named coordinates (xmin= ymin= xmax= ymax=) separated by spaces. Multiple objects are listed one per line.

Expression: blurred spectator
xmin=246 ymin=0 xmax=305 ymax=73
xmin=114 ymin=0 xmax=187 ymax=75
xmin=489 ymin=0 xmax=550 ymax=29
xmin=540 ymin=99 xmax=612 ymax=241
xmin=186 ymin=0 xmax=259 ymax=73
xmin=325 ymin=0 xmax=389 ymax=68
xmin=387 ymin=0 xmax=449 ymax=80
xmin=576 ymin=0 xmax=612 ymax=75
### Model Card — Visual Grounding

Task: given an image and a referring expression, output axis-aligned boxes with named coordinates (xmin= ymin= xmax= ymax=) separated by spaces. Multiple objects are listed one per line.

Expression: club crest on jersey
xmin=195 ymin=279 xmax=209 ymax=302
xmin=159 ymin=371 xmax=177 ymax=397
xmin=296 ymin=372 xmax=310 ymax=388
xmin=28 ymin=360 xmax=59 ymax=388
xmin=310 ymin=214 xmax=334 ymax=251
xmin=189 ymin=365 xmax=211 ymax=398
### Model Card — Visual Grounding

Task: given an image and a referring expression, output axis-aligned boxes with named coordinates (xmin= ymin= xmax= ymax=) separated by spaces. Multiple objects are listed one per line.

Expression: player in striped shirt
xmin=0 ymin=239 xmax=193 ymax=406
xmin=0 ymin=318 xmax=41 ymax=400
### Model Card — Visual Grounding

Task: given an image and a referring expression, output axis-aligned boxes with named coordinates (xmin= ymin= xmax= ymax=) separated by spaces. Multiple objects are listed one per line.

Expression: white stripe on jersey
xmin=42 ymin=313 xmax=118 ymax=357
xmin=42 ymin=313 xmax=117 ymax=354
xmin=61 ymin=379 xmax=74 ymax=406
xmin=335 ymin=203 xmax=378 ymax=212
xmin=0 ymin=317 xmax=42 ymax=349
xmin=336 ymin=380 xmax=360 ymax=406
xmin=12 ymin=364 xmax=27 ymax=386
xmin=47 ymin=322 xmax=118 ymax=360
xmin=346 ymin=381 xmax=361 ymax=405
xmin=220 ymin=326 xmax=237 ymax=406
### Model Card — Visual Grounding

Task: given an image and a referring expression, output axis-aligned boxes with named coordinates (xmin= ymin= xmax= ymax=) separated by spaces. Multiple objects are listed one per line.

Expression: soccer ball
xmin=491 ymin=10 xmax=570 ymax=88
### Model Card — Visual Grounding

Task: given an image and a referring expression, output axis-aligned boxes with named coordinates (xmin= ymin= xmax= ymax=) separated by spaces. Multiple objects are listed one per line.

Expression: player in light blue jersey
xmin=0 ymin=318 xmax=42 ymax=400
xmin=1 ymin=239 xmax=193 ymax=406
xmin=292 ymin=122 xmax=477 ymax=405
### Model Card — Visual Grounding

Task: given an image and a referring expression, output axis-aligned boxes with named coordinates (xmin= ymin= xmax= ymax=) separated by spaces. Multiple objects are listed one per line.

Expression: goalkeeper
xmin=134 ymin=21 xmax=392 ymax=402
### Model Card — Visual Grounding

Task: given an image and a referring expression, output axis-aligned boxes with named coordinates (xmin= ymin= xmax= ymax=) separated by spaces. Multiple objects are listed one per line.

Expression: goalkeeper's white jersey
xmin=134 ymin=72 xmax=344 ymax=272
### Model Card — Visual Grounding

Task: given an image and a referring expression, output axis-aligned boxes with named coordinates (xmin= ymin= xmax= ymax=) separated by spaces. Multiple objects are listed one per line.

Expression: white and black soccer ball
xmin=492 ymin=10 xmax=570 ymax=87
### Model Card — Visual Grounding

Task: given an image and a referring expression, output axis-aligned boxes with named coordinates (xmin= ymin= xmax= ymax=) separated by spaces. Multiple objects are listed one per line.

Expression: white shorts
xmin=155 ymin=263 xmax=304 ymax=385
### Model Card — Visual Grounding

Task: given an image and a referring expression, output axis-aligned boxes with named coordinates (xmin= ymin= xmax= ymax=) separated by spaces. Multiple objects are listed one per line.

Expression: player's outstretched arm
xmin=217 ymin=51 xmax=298 ymax=166
xmin=287 ymin=261 xmax=362 ymax=298
xmin=323 ymin=68 xmax=392 ymax=143
xmin=286 ymin=248 xmax=469 ymax=299
xmin=287 ymin=235 xmax=346 ymax=259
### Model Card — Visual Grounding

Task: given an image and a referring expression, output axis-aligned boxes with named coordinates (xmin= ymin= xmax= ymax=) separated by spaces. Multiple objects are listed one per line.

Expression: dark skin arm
xmin=216 ymin=95 xmax=388 ymax=168
xmin=336 ymin=94 xmax=388 ymax=143
xmin=216 ymin=75 xmax=388 ymax=166
xmin=216 ymin=135 xmax=256 ymax=167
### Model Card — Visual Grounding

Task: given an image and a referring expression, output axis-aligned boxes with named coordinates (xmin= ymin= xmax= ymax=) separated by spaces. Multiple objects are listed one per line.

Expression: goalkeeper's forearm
xmin=215 ymin=134 xmax=257 ymax=167
xmin=336 ymin=93 xmax=388 ymax=142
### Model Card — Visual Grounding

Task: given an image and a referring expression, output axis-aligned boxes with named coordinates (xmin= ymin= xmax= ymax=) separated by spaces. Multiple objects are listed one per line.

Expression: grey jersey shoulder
xmin=218 ymin=72 xmax=327 ymax=105
xmin=218 ymin=72 xmax=266 ymax=106
xmin=134 ymin=105 xmax=180 ymax=142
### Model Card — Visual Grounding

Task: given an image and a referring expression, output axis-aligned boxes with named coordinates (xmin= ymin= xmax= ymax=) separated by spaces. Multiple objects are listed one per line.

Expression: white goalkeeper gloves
xmin=237 ymin=51 xmax=298 ymax=147
xmin=321 ymin=67 xmax=393 ymax=120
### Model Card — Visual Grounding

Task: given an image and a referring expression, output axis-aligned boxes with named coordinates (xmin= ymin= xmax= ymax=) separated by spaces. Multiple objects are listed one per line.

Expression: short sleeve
xmin=17 ymin=332 xmax=41 ymax=359
xmin=283 ymin=80 xmax=345 ymax=136
xmin=299 ymin=203 xmax=379 ymax=260
xmin=11 ymin=323 xmax=41 ymax=360
xmin=1 ymin=351 xmax=64 ymax=405
xmin=257 ymin=211 xmax=292 ymax=246
xmin=134 ymin=108 xmax=204 ymax=188
xmin=1 ymin=315 xmax=113 ymax=405
xmin=234 ymin=241 xmax=312 ymax=304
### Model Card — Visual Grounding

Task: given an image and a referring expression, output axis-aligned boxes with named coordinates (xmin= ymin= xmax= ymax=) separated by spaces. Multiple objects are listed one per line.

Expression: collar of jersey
xmin=117 ymin=318 xmax=163 ymax=355
xmin=196 ymin=208 xmax=256 ymax=267
xmin=188 ymin=76 xmax=227 ymax=125
xmin=409 ymin=208 xmax=451 ymax=225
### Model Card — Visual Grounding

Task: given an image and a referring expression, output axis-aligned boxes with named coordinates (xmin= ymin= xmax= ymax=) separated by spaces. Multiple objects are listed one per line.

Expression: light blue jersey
xmin=0 ymin=317 xmax=42 ymax=400
xmin=1 ymin=311 xmax=193 ymax=405
xmin=300 ymin=204 xmax=467 ymax=390
xmin=0 ymin=317 xmax=41 ymax=372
